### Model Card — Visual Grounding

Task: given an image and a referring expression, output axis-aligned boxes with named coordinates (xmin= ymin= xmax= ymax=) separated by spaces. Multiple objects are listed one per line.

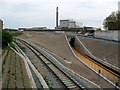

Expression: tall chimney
xmin=56 ymin=7 xmax=58 ymax=29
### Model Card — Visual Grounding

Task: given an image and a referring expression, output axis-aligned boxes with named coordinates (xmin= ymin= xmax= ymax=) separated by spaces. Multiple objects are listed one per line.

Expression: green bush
xmin=9 ymin=43 xmax=16 ymax=50
xmin=2 ymin=31 xmax=13 ymax=48
xmin=80 ymin=30 xmax=86 ymax=34
xmin=14 ymin=41 xmax=25 ymax=51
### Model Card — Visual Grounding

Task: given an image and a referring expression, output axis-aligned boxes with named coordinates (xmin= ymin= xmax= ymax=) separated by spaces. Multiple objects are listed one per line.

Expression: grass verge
xmin=9 ymin=42 xmax=16 ymax=50
xmin=15 ymin=53 xmax=18 ymax=88
xmin=19 ymin=57 xmax=26 ymax=88
xmin=43 ymin=76 xmax=52 ymax=90
xmin=14 ymin=41 xmax=25 ymax=52
xmin=2 ymin=49 xmax=6 ymax=56
xmin=2 ymin=48 xmax=10 ymax=73
xmin=7 ymin=51 xmax=13 ymax=88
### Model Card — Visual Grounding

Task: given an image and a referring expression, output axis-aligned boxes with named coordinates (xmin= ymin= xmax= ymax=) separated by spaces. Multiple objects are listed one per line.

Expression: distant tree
xmin=103 ymin=11 xmax=120 ymax=30
xmin=80 ymin=30 xmax=86 ymax=34
xmin=96 ymin=28 xmax=101 ymax=31
xmin=117 ymin=11 xmax=120 ymax=30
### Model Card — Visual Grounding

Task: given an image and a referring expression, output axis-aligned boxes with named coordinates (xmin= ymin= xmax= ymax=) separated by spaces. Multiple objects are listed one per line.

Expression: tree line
xmin=2 ymin=31 xmax=13 ymax=48
xmin=103 ymin=11 xmax=120 ymax=30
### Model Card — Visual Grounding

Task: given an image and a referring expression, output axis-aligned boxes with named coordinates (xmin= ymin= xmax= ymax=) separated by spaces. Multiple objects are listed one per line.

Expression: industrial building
xmin=59 ymin=19 xmax=82 ymax=29
xmin=18 ymin=27 xmax=47 ymax=31
xmin=0 ymin=19 xmax=3 ymax=30
xmin=32 ymin=27 xmax=47 ymax=30
xmin=55 ymin=7 xmax=81 ymax=30
xmin=60 ymin=20 xmax=76 ymax=28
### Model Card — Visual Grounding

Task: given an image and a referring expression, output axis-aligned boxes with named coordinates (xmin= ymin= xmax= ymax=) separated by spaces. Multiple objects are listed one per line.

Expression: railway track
xmin=16 ymin=38 xmax=84 ymax=90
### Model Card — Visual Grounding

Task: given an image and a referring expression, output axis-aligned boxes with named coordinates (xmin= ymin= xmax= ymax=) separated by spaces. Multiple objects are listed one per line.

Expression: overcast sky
xmin=0 ymin=0 xmax=119 ymax=29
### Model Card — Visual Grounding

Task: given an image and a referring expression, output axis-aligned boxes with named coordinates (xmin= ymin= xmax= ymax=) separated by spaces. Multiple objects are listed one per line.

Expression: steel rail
xmin=16 ymin=38 xmax=84 ymax=90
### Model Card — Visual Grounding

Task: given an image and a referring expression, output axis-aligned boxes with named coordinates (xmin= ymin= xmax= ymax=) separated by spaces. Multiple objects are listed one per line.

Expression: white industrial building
xmin=60 ymin=20 xmax=76 ymax=28
xmin=118 ymin=1 xmax=120 ymax=11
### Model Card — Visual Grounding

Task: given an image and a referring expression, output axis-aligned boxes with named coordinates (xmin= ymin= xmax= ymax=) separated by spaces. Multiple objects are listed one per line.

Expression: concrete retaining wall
xmin=73 ymin=37 xmax=91 ymax=56
xmin=94 ymin=30 xmax=120 ymax=41
xmin=74 ymin=38 xmax=86 ymax=55
xmin=72 ymin=36 xmax=120 ymax=73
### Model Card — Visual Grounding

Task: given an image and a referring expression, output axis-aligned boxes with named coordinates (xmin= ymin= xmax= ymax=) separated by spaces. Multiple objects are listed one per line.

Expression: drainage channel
xmin=15 ymin=40 xmax=66 ymax=89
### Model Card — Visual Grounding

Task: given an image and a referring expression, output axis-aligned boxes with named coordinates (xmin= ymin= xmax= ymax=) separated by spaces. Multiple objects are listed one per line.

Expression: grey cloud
xmin=1 ymin=0 xmax=119 ymax=28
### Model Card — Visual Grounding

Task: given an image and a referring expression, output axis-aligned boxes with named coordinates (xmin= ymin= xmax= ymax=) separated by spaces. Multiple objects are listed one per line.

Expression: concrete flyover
xmin=17 ymin=32 xmax=114 ymax=88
